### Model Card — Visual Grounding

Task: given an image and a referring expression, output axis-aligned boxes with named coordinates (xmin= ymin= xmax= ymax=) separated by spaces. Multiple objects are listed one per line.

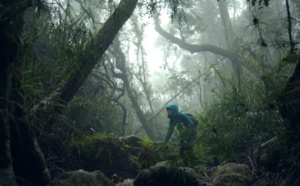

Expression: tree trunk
xmin=0 ymin=0 xmax=51 ymax=185
xmin=112 ymin=38 xmax=158 ymax=140
xmin=117 ymin=100 xmax=127 ymax=136
xmin=277 ymin=54 xmax=300 ymax=185
xmin=218 ymin=0 xmax=243 ymax=80
xmin=131 ymin=19 xmax=162 ymax=137
xmin=10 ymin=118 xmax=51 ymax=186
xmin=0 ymin=1 xmax=22 ymax=183
xmin=218 ymin=0 xmax=233 ymax=41
xmin=278 ymin=55 xmax=300 ymax=127
xmin=0 ymin=21 xmax=17 ymax=183
xmin=33 ymin=0 xmax=138 ymax=125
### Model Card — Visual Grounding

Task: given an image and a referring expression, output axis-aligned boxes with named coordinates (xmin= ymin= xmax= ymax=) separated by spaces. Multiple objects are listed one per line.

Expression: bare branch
xmin=154 ymin=20 xmax=258 ymax=73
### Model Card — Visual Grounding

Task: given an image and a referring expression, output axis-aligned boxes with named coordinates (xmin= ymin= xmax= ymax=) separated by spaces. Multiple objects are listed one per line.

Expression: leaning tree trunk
xmin=132 ymin=19 xmax=163 ymax=137
xmin=111 ymin=38 xmax=158 ymax=140
xmin=1 ymin=0 xmax=138 ymax=185
xmin=33 ymin=0 xmax=138 ymax=126
xmin=0 ymin=0 xmax=51 ymax=185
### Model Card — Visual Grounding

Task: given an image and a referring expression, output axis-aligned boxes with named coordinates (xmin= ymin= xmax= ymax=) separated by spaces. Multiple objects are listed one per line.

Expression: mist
xmin=1 ymin=0 xmax=300 ymax=185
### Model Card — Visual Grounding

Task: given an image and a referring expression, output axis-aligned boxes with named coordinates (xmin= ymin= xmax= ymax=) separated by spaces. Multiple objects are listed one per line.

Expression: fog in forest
xmin=1 ymin=0 xmax=300 ymax=185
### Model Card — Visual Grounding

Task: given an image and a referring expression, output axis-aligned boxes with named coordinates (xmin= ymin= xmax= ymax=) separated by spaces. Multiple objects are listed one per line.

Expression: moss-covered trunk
xmin=33 ymin=0 xmax=138 ymax=127
xmin=0 ymin=0 xmax=51 ymax=185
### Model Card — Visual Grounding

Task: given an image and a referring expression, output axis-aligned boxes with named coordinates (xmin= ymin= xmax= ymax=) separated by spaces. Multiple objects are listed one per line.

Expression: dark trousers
xmin=179 ymin=132 xmax=197 ymax=167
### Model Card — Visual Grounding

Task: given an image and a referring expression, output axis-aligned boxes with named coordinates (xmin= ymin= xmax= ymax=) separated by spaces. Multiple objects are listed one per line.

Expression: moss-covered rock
xmin=211 ymin=163 xmax=251 ymax=186
xmin=74 ymin=134 xmax=165 ymax=179
xmin=134 ymin=161 xmax=210 ymax=186
xmin=76 ymin=135 xmax=140 ymax=178
xmin=47 ymin=170 xmax=114 ymax=186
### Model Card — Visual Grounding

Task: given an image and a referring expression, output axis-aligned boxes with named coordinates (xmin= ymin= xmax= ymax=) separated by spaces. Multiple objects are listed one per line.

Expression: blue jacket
xmin=164 ymin=104 xmax=197 ymax=143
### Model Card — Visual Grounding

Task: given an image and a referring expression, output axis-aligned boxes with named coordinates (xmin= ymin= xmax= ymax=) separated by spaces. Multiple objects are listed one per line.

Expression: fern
xmin=194 ymin=61 xmax=294 ymax=163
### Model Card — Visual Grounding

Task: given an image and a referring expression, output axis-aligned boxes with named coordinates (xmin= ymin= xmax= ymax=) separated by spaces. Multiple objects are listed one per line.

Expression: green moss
xmin=137 ymin=135 xmax=154 ymax=148
xmin=74 ymin=132 xmax=116 ymax=158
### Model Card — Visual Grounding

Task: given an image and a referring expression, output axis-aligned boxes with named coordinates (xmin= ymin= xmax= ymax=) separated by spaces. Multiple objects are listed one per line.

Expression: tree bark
xmin=131 ymin=19 xmax=162 ymax=136
xmin=0 ymin=0 xmax=51 ymax=185
xmin=119 ymin=102 xmax=127 ymax=136
xmin=0 ymin=1 xmax=22 ymax=183
xmin=277 ymin=54 xmax=300 ymax=185
xmin=218 ymin=0 xmax=233 ymax=42
xmin=154 ymin=21 xmax=257 ymax=74
xmin=10 ymin=120 xmax=51 ymax=186
xmin=278 ymin=54 xmax=300 ymax=126
xmin=134 ymin=73 xmax=162 ymax=136
xmin=1 ymin=0 xmax=138 ymax=184
xmin=111 ymin=38 xmax=158 ymax=140
xmin=218 ymin=0 xmax=243 ymax=80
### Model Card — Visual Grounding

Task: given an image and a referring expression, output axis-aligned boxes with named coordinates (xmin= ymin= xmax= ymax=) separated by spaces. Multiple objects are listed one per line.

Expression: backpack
xmin=186 ymin=113 xmax=199 ymax=127
xmin=179 ymin=112 xmax=199 ymax=127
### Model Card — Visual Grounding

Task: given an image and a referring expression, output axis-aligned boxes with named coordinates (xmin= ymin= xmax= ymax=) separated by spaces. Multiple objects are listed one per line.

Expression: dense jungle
xmin=1 ymin=0 xmax=300 ymax=185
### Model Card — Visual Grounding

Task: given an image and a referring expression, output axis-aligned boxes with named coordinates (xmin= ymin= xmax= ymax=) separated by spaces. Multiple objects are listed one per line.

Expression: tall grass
xmin=194 ymin=62 xmax=295 ymax=163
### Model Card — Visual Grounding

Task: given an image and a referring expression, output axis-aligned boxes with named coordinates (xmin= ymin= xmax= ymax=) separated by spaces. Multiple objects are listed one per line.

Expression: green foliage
xmin=136 ymin=136 xmax=183 ymax=168
xmin=136 ymin=135 xmax=157 ymax=168
xmin=21 ymin=3 xmax=129 ymax=171
xmin=21 ymin=70 xmax=47 ymax=108
xmin=67 ymin=95 xmax=122 ymax=134
xmin=194 ymin=62 xmax=295 ymax=163
xmin=74 ymin=132 xmax=116 ymax=158
xmin=22 ymin=3 xmax=94 ymax=93
xmin=138 ymin=135 xmax=154 ymax=148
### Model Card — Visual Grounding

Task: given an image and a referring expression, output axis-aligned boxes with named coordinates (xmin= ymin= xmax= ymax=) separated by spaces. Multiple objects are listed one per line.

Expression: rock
xmin=211 ymin=163 xmax=251 ymax=186
xmin=120 ymin=135 xmax=143 ymax=145
xmin=116 ymin=179 xmax=134 ymax=186
xmin=134 ymin=161 xmax=211 ymax=186
xmin=47 ymin=170 xmax=115 ymax=186
xmin=0 ymin=174 xmax=18 ymax=186
xmin=195 ymin=165 xmax=217 ymax=183
xmin=79 ymin=136 xmax=141 ymax=178
xmin=119 ymin=135 xmax=144 ymax=155
xmin=78 ymin=135 xmax=166 ymax=179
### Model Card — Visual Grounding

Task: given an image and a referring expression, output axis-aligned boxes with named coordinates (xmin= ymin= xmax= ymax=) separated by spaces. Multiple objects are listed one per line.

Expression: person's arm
xmin=164 ymin=121 xmax=175 ymax=143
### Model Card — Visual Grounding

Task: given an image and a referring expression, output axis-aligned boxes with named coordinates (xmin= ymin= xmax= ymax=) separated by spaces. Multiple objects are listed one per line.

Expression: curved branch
xmin=154 ymin=21 xmax=257 ymax=73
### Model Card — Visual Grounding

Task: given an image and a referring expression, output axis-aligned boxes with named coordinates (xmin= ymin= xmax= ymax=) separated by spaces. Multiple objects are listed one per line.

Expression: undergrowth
xmin=74 ymin=132 xmax=117 ymax=159
xmin=193 ymin=62 xmax=295 ymax=164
